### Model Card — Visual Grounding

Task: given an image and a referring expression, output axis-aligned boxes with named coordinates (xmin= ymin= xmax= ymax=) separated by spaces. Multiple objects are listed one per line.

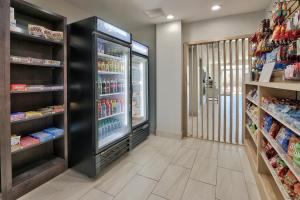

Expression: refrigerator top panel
xmin=132 ymin=40 xmax=149 ymax=56
xmin=97 ymin=18 xmax=131 ymax=44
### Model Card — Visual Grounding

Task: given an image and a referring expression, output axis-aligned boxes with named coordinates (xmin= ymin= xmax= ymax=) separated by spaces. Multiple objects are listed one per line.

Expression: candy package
xmin=288 ymin=136 xmax=300 ymax=157
xmin=28 ymin=24 xmax=44 ymax=37
xmin=265 ymin=143 xmax=277 ymax=159
xmin=263 ymin=115 xmax=273 ymax=132
xmin=276 ymin=127 xmax=293 ymax=152
xmin=269 ymin=121 xmax=281 ymax=138
xmin=284 ymin=170 xmax=298 ymax=187
xmin=293 ymin=142 xmax=300 ymax=167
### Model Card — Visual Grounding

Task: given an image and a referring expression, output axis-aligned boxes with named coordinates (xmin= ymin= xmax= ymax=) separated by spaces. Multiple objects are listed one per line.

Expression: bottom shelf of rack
xmin=12 ymin=157 xmax=65 ymax=199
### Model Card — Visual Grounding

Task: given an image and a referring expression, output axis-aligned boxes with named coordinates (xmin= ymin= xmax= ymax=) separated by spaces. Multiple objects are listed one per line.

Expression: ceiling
xmin=65 ymin=0 xmax=272 ymax=29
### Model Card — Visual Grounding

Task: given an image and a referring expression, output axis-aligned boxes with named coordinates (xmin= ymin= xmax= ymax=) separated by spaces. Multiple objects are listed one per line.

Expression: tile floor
xmin=19 ymin=135 xmax=261 ymax=200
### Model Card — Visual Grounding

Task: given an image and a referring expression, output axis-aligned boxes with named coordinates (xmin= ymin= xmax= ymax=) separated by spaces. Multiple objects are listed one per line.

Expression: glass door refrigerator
xmin=131 ymin=41 xmax=150 ymax=149
xmin=68 ymin=17 xmax=132 ymax=177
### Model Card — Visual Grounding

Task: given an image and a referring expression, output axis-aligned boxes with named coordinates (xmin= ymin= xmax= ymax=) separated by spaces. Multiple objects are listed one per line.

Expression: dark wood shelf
xmin=11 ymin=61 xmax=63 ymax=69
xmin=11 ymin=111 xmax=64 ymax=124
xmin=11 ymin=87 xmax=64 ymax=94
xmin=12 ymin=157 xmax=65 ymax=199
xmin=12 ymin=134 xmax=64 ymax=154
xmin=11 ymin=30 xmax=63 ymax=46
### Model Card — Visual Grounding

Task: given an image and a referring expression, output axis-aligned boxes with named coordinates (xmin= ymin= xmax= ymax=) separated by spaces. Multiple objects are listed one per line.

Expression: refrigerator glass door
xmin=132 ymin=55 xmax=148 ymax=127
xmin=96 ymin=37 xmax=131 ymax=149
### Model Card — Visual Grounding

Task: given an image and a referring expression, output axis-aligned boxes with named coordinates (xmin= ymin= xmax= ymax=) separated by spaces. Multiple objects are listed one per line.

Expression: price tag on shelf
xmin=259 ymin=62 xmax=275 ymax=83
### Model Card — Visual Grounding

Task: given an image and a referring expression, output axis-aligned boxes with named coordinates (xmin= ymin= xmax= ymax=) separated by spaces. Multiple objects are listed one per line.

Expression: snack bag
xmin=276 ymin=127 xmax=293 ymax=152
xmin=284 ymin=170 xmax=298 ymax=187
xmin=269 ymin=121 xmax=281 ymax=138
xmin=293 ymin=142 xmax=300 ymax=167
xmin=294 ymin=183 xmax=300 ymax=199
xmin=288 ymin=136 xmax=300 ymax=157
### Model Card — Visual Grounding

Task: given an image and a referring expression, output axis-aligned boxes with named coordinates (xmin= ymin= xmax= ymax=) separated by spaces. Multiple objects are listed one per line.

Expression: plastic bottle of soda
xmin=106 ymin=79 xmax=110 ymax=94
xmin=101 ymin=100 xmax=106 ymax=118
xmin=98 ymin=80 xmax=102 ymax=95
xmin=102 ymin=79 xmax=106 ymax=94
xmin=106 ymin=100 xmax=111 ymax=116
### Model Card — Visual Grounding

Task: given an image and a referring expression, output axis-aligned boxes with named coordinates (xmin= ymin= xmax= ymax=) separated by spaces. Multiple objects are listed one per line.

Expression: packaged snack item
xmin=43 ymin=28 xmax=53 ymax=40
xmin=265 ymin=143 xmax=277 ymax=159
xmin=10 ymin=56 xmax=30 ymax=64
xmin=10 ymin=84 xmax=27 ymax=92
xmin=288 ymin=136 xmax=300 ymax=157
xmin=269 ymin=121 xmax=281 ymax=138
xmin=284 ymin=170 xmax=298 ymax=187
xmin=43 ymin=128 xmax=64 ymax=138
xmin=269 ymin=155 xmax=280 ymax=168
xmin=276 ymin=127 xmax=293 ymax=152
xmin=263 ymin=115 xmax=273 ymax=132
xmin=294 ymin=183 xmax=300 ymax=199
xmin=20 ymin=136 xmax=39 ymax=148
xmin=30 ymin=57 xmax=44 ymax=65
xmin=51 ymin=31 xmax=63 ymax=41
xmin=38 ymin=107 xmax=53 ymax=115
xmin=28 ymin=24 xmax=44 ymax=37
xmin=27 ymin=85 xmax=45 ymax=91
xmin=30 ymin=132 xmax=53 ymax=142
xmin=283 ymin=183 xmax=295 ymax=198
xmin=10 ymin=112 xmax=25 ymax=121
xmin=293 ymin=142 xmax=300 ymax=167
xmin=25 ymin=111 xmax=43 ymax=118
xmin=43 ymin=59 xmax=61 ymax=66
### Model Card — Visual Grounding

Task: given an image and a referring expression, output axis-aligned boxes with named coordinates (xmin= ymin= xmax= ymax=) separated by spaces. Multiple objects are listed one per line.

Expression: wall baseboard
xmin=155 ymin=130 xmax=182 ymax=140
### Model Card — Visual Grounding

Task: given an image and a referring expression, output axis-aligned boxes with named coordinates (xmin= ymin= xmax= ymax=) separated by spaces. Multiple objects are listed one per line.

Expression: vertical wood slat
xmin=248 ymin=39 xmax=252 ymax=80
xmin=235 ymin=40 xmax=240 ymax=144
xmin=200 ymin=45 xmax=204 ymax=139
xmin=206 ymin=44 xmax=209 ymax=140
xmin=211 ymin=43 xmax=215 ymax=141
xmin=242 ymin=39 xmax=246 ymax=144
xmin=223 ymin=41 xmax=227 ymax=143
xmin=182 ymin=43 xmax=189 ymax=138
xmin=217 ymin=42 xmax=221 ymax=142
xmin=196 ymin=45 xmax=200 ymax=138
xmin=229 ymin=40 xmax=233 ymax=144
xmin=191 ymin=46 xmax=194 ymax=137
xmin=0 ymin=0 xmax=13 ymax=199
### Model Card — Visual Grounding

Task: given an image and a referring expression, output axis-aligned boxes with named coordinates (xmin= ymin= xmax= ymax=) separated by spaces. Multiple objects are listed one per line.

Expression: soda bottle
xmin=98 ymin=101 xmax=102 ymax=117
xmin=106 ymin=79 xmax=110 ymax=94
xmin=101 ymin=100 xmax=106 ymax=118
xmin=105 ymin=61 xmax=110 ymax=71
xmin=110 ymin=80 xmax=114 ymax=94
xmin=99 ymin=80 xmax=102 ymax=95
xmin=106 ymin=100 xmax=111 ymax=116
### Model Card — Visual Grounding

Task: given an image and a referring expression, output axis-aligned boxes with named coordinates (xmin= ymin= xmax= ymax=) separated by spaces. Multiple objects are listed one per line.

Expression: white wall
xmin=183 ymin=11 xmax=266 ymax=43
xmin=156 ymin=21 xmax=182 ymax=138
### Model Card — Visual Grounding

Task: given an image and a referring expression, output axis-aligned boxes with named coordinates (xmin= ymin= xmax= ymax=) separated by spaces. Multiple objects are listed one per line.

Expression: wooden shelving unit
xmin=0 ymin=0 xmax=67 ymax=199
xmin=244 ymin=82 xmax=300 ymax=200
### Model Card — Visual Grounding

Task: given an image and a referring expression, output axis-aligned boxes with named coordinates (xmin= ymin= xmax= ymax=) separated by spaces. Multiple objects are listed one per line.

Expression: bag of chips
xmin=293 ymin=142 xmax=300 ymax=167
xmin=284 ymin=170 xmax=298 ymax=187
xmin=276 ymin=127 xmax=293 ymax=152
xmin=269 ymin=121 xmax=281 ymax=138
xmin=288 ymin=136 xmax=300 ymax=157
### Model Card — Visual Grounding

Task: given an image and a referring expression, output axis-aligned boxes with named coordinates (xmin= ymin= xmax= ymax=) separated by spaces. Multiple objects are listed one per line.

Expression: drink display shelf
xmin=99 ymin=92 xmax=124 ymax=98
xmin=98 ymin=112 xmax=124 ymax=121
xmin=98 ymin=52 xmax=123 ymax=61
xmin=98 ymin=130 xmax=128 ymax=149
xmin=98 ymin=71 xmax=124 ymax=75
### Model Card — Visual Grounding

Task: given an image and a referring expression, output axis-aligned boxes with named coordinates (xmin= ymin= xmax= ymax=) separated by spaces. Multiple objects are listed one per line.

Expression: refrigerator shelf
xmin=98 ymin=112 xmax=125 ymax=121
xmin=98 ymin=52 xmax=124 ymax=61
xmin=98 ymin=71 xmax=124 ymax=75
xmin=98 ymin=92 xmax=124 ymax=98
xmin=98 ymin=130 xmax=127 ymax=149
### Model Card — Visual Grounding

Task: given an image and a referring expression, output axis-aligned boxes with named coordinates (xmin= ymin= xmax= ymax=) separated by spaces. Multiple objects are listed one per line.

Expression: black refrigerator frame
xmin=68 ymin=16 xmax=132 ymax=177
xmin=130 ymin=41 xmax=150 ymax=149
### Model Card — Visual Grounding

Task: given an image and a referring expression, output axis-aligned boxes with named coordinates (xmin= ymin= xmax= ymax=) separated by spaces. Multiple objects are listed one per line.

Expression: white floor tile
xmin=182 ymin=179 xmax=215 ymax=200
xmin=190 ymin=155 xmax=217 ymax=185
xmin=171 ymin=147 xmax=197 ymax=169
xmin=114 ymin=175 xmax=157 ymax=200
xmin=80 ymin=189 xmax=113 ymax=200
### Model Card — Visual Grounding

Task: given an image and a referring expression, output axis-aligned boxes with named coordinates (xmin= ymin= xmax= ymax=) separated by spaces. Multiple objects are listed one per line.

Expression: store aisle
xmin=19 ymin=136 xmax=261 ymax=200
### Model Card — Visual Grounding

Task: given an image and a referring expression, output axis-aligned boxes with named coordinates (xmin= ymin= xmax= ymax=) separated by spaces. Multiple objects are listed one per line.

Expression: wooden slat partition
xmin=184 ymin=35 xmax=250 ymax=144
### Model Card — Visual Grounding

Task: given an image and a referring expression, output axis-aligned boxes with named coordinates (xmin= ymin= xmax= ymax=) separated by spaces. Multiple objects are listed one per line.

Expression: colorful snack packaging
xmin=269 ymin=121 xmax=281 ymax=138
xmin=276 ymin=127 xmax=293 ymax=152
xmin=293 ymin=142 xmax=300 ymax=167
xmin=294 ymin=183 xmax=300 ymax=199
xmin=269 ymin=155 xmax=280 ymax=168
xmin=288 ymin=136 xmax=300 ymax=157
xmin=265 ymin=143 xmax=277 ymax=159
xmin=284 ymin=170 xmax=298 ymax=187
xmin=28 ymin=24 xmax=44 ymax=37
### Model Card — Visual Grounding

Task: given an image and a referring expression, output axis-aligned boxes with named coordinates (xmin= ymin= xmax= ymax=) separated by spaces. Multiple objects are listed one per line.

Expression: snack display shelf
xmin=12 ymin=134 xmax=64 ymax=154
xmin=246 ymin=110 xmax=259 ymax=126
xmin=99 ymin=92 xmax=124 ymax=98
xmin=261 ymin=106 xmax=300 ymax=137
xmin=246 ymin=125 xmax=258 ymax=146
xmin=10 ymin=30 xmax=63 ymax=46
xmin=261 ymin=128 xmax=300 ymax=182
xmin=11 ymin=61 xmax=63 ymax=68
xmin=11 ymin=87 xmax=64 ymax=94
xmin=98 ymin=52 xmax=123 ymax=61
xmin=246 ymin=96 xmax=259 ymax=106
xmin=244 ymin=81 xmax=300 ymax=92
xmin=11 ymin=111 xmax=64 ymax=124
xmin=260 ymin=151 xmax=292 ymax=200
xmin=98 ymin=112 xmax=124 ymax=121
xmin=98 ymin=71 xmax=124 ymax=75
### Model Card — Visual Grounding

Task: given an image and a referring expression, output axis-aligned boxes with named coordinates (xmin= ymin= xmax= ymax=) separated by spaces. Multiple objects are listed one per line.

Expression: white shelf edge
xmin=98 ymin=112 xmax=125 ymax=121
xmin=98 ymin=52 xmax=123 ymax=61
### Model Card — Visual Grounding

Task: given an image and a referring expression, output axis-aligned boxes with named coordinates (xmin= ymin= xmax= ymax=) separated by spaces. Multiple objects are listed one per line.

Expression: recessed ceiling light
xmin=211 ymin=4 xmax=221 ymax=11
xmin=166 ymin=15 xmax=174 ymax=20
